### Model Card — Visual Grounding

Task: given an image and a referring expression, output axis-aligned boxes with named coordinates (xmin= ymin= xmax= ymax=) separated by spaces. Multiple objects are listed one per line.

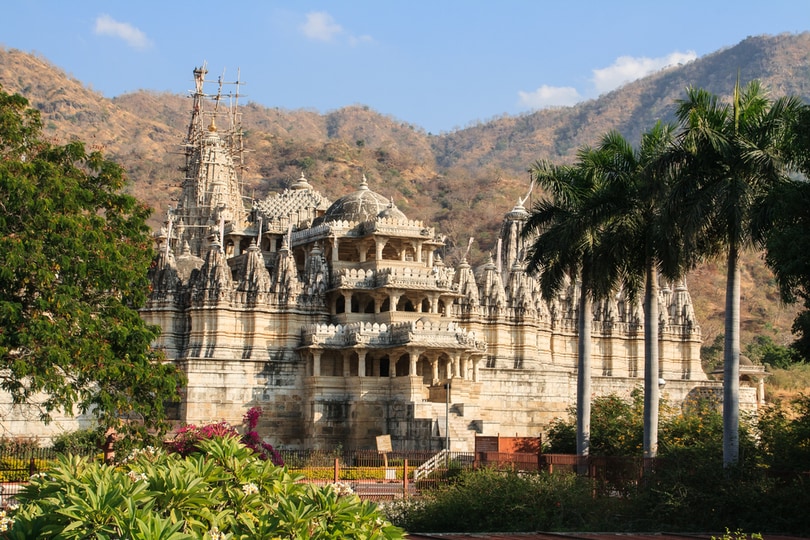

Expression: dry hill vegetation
xmin=2 ymin=32 xmax=809 ymax=371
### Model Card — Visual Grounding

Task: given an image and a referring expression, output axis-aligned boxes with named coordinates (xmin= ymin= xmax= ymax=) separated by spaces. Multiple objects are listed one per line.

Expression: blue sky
xmin=1 ymin=1 xmax=807 ymax=134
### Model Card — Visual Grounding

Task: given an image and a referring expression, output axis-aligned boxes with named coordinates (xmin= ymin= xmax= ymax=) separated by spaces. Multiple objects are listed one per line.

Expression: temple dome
xmin=321 ymin=176 xmax=393 ymax=223
xmin=377 ymin=198 xmax=407 ymax=221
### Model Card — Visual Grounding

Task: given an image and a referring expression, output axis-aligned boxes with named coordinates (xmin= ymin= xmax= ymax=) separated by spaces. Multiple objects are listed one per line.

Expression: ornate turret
xmin=454 ymin=257 xmax=480 ymax=313
xmin=237 ymin=240 xmax=272 ymax=304
xmin=499 ymin=180 xmax=533 ymax=282
xmin=191 ymin=238 xmax=234 ymax=305
xmin=171 ymin=65 xmax=248 ymax=258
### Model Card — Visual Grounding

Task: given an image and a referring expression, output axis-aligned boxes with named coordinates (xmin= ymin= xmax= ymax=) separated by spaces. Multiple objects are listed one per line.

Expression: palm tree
xmin=523 ymin=151 xmax=624 ymax=474
xmin=665 ymin=79 xmax=803 ymax=466
xmin=584 ymin=123 xmax=683 ymax=460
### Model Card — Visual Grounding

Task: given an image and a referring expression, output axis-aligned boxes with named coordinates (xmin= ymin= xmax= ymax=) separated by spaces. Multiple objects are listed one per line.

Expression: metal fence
xmin=0 ymin=447 xmax=62 ymax=508
xmin=0 ymin=446 xmax=653 ymax=506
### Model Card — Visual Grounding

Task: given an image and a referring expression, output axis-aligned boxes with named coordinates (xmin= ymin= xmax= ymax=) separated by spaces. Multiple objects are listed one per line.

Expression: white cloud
xmin=300 ymin=11 xmax=372 ymax=46
xmin=301 ymin=11 xmax=343 ymax=42
xmin=94 ymin=14 xmax=151 ymax=50
xmin=518 ymin=85 xmax=582 ymax=109
xmin=591 ymin=50 xmax=697 ymax=94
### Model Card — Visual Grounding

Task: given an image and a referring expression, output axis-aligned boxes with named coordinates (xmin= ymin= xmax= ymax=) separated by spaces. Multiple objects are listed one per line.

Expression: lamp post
xmin=445 ymin=381 xmax=450 ymax=452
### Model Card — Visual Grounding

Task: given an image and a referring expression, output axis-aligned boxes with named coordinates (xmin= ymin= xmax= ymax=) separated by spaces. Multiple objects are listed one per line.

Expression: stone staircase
xmin=417 ymin=378 xmax=484 ymax=451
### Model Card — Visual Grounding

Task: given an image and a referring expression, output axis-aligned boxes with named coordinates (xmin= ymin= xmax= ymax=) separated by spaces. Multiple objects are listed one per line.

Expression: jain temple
xmin=137 ymin=67 xmax=745 ymax=452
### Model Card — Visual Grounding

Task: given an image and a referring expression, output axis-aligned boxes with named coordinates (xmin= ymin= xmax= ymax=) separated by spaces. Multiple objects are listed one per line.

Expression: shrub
xmin=51 ymin=428 xmax=105 ymax=455
xmin=164 ymin=407 xmax=283 ymax=466
xmin=385 ymin=467 xmax=613 ymax=532
xmin=5 ymin=436 xmax=404 ymax=539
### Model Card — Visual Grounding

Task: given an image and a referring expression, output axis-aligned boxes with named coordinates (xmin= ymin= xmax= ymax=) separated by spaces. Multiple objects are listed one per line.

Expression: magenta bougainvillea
xmin=165 ymin=407 xmax=283 ymax=465
xmin=241 ymin=407 xmax=284 ymax=465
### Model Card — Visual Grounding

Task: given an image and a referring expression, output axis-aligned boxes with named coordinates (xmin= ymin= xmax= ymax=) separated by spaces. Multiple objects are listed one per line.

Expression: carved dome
xmin=320 ymin=176 xmax=392 ymax=223
xmin=377 ymin=198 xmax=407 ymax=221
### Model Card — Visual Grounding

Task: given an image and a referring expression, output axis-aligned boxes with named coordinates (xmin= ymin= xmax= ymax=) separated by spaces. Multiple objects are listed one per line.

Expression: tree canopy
xmin=0 ymin=87 xmax=184 ymax=431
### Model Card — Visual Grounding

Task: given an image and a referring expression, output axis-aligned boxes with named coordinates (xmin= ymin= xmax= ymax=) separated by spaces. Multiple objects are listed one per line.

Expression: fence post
xmin=333 ymin=457 xmax=339 ymax=484
xmin=29 ymin=456 xmax=37 ymax=476
xmin=403 ymin=459 xmax=409 ymax=499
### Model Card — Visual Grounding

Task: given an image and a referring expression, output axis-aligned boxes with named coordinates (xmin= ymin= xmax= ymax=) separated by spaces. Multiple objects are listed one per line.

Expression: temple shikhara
xmin=140 ymin=67 xmax=728 ymax=451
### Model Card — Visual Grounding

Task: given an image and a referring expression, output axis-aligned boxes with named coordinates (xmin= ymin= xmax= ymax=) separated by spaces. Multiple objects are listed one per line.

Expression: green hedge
xmin=0 ymin=458 xmax=51 ymax=482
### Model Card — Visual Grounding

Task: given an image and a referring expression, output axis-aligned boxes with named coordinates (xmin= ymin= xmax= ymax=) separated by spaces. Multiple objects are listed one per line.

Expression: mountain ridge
xmin=2 ymin=32 xmax=808 ymax=354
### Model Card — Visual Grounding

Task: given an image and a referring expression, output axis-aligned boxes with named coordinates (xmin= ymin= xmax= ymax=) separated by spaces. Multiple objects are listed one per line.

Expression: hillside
xmin=2 ymin=32 xmax=808 ymax=352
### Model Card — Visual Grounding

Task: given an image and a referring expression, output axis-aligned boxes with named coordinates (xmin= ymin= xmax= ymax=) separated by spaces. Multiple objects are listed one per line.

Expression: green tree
xmin=759 ymin=102 xmax=810 ymax=360
xmin=0 ymin=88 xmax=184 ymax=432
xmin=523 ymin=150 xmax=625 ymax=473
xmin=545 ymin=391 xmax=645 ymax=456
xmin=582 ymin=123 xmax=685 ymax=459
xmin=744 ymin=335 xmax=798 ymax=369
xmin=665 ymin=80 xmax=804 ymax=466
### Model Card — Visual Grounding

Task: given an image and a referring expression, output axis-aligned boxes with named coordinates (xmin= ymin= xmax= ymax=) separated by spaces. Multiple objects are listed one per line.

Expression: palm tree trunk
xmin=723 ymin=243 xmax=741 ymax=467
xmin=576 ymin=276 xmax=592 ymax=476
xmin=643 ymin=258 xmax=660 ymax=461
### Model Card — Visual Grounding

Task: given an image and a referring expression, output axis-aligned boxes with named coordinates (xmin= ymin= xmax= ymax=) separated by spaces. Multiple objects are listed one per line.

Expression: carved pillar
xmin=312 ymin=350 xmax=321 ymax=377
xmin=331 ymin=237 xmax=339 ymax=263
xmin=452 ymin=354 xmax=461 ymax=378
xmin=431 ymin=357 xmax=439 ymax=385
xmin=459 ymin=355 xmax=467 ymax=380
xmin=358 ymin=350 xmax=367 ymax=377
xmin=375 ymin=239 xmax=384 ymax=260
xmin=409 ymin=351 xmax=419 ymax=376
xmin=472 ymin=357 xmax=480 ymax=382
xmin=415 ymin=240 xmax=423 ymax=263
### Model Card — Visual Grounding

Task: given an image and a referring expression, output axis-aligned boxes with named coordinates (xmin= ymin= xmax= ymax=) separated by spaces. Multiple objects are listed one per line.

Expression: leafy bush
xmin=0 ymin=437 xmax=39 ymax=454
xmin=545 ymin=390 xmax=644 ymax=455
xmin=5 ymin=436 xmax=404 ymax=539
xmin=51 ymin=428 xmax=105 ymax=455
xmin=745 ymin=335 xmax=798 ymax=369
xmin=384 ymin=467 xmax=612 ymax=532
xmin=164 ymin=407 xmax=283 ymax=466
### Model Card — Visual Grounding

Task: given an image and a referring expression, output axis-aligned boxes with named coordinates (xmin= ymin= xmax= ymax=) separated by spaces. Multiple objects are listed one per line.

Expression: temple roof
xmin=320 ymin=176 xmax=400 ymax=224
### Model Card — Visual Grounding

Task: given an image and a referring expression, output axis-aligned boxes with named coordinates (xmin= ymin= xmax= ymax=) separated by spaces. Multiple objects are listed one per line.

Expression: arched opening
xmin=380 ymin=297 xmax=391 ymax=312
xmin=421 ymin=298 xmax=430 ymax=313
xmin=339 ymin=244 xmax=359 ymax=262
xmin=418 ymin=357 xmax=432 ymax=384
xmin=379 ymin=356 xmax=390 ymax=377
xmin=351 ymin=295 xmax=360 ymax=313
xmin=335 ymin=296 xmax=346 ymax=314
xmin=397 ymin=296 xmax=416 ymax=312
xmin=381 ymin=242 xmax=399 ymax=260
xmin=438 ymin=299 xmax=446 ymax=315
xmin=321 ymin=351 xmax=343 ymax=376
xmin=395 ymin=354 xmax=410 ymax=376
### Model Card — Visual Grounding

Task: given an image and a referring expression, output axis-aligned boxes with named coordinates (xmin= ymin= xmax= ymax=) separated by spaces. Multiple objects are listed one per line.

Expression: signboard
xmin=376 ymin=434 xmax=392 ymax=453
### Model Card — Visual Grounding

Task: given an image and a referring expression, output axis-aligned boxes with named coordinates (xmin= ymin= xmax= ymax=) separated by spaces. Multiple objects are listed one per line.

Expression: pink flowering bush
xmin=241 ymin=407 xmax=284 ymax=465
xmin=164 ymin=407 xmax=283 ymax=465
